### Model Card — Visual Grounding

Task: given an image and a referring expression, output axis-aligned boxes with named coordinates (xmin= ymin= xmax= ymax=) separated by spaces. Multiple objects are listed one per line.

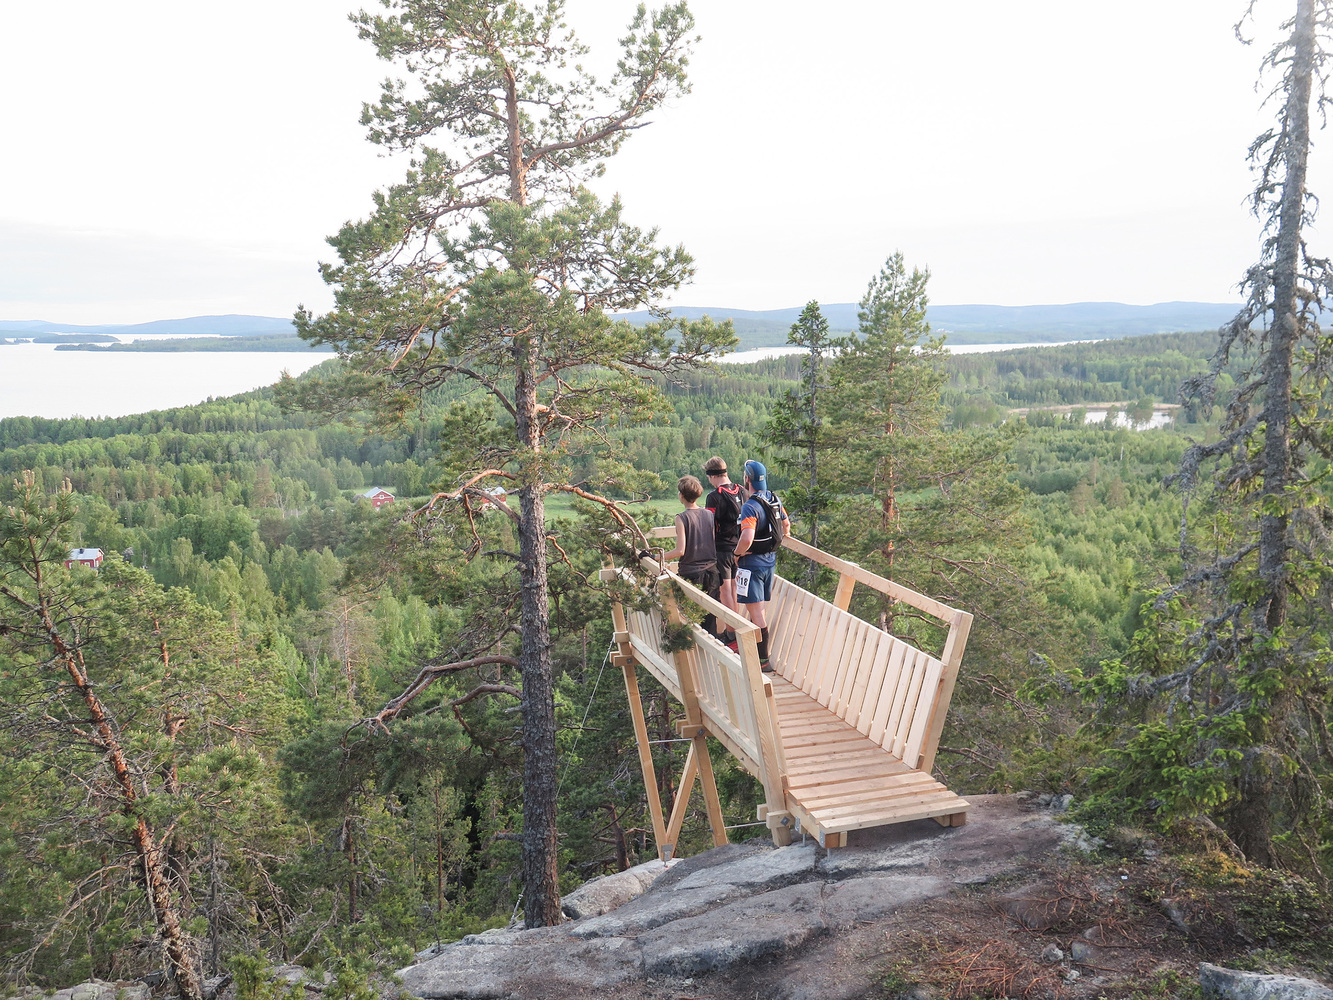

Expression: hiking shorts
xmin=681 ymin=565 xmax=720 ymax=601
xmin=716 ymin=548 xmax=737 ymax=582
xmin=736 ymin=563 xmax=774 ymax=604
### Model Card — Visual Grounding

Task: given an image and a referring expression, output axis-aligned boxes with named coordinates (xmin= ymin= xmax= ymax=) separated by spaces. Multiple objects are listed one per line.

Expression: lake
xmin=1084 ymin=408 xmax=1176 ymax=430
xmin=0 ymin=342 xmax=327 ymax=419
xmin=0 ymin=337 xmax=1094 ymax=421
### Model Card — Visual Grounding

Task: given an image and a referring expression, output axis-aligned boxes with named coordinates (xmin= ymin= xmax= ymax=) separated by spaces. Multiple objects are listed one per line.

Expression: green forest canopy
xmin=0 ymin=330 xmax=1281 ymax=982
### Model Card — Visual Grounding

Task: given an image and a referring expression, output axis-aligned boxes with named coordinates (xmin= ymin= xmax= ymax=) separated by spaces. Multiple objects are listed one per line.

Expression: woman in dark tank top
xmin=661 ymin=475 xmax=720 ymax=634
xmin=676 ymin=505 xmax=717 ymax=575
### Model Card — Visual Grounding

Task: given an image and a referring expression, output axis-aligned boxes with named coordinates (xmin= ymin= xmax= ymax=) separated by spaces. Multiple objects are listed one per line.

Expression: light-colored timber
xmin=606 ymin=530 xmax=971 ymax=857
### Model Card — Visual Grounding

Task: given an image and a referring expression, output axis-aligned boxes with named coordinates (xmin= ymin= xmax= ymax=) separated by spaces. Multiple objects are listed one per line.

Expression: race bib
xmin=734 ymin=568 xmax=752 ymax=597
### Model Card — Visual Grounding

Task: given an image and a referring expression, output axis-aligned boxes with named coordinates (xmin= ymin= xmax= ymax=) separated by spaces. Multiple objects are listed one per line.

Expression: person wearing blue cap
xmin=733 ymin=459 xmax=789 ymax=672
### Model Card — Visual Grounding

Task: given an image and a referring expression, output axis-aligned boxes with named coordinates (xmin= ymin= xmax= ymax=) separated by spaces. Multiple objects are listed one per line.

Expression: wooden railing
xmin=604 ymin=545 xmax=792 ymax=857
xmin=609 ymin=525 xmax=972 ymax=855
xmin=770 ymin=536 xmax=972 ymax=775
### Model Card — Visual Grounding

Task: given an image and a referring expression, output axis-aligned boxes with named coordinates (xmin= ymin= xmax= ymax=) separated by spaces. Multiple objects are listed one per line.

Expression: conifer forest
xmin=3 ymin=0 xmax=1333 ymax=996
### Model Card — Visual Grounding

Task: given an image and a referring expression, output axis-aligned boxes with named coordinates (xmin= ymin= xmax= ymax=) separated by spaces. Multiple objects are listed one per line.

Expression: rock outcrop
xmin=1200 ymin=964 xmax=1333 ymax=1000
xmin=400 ymin=795 xmax=1073 ymax=1000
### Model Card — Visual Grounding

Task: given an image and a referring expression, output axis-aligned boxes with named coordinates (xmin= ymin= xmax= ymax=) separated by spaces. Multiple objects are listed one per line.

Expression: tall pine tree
xmin=279 ymin=1 xmax=733 ymax=925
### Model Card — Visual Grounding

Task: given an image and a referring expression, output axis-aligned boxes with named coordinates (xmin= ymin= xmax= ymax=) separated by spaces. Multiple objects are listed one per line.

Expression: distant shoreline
xmin=55 ymin=335 xmax=332 ymax=353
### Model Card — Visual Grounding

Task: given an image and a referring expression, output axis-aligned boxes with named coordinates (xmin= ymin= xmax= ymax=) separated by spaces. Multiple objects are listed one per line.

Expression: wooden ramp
xmin=604 ymin=534 xmax=972 ymax=857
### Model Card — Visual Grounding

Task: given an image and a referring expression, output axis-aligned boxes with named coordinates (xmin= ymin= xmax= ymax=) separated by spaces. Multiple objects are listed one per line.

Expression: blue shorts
xmin=736 ymin=563 xmax=774 ymax=604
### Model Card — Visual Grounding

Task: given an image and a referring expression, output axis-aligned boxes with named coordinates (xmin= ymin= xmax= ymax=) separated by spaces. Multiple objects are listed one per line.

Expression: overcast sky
xmin=0 ymin=0 xmax=1319 ymax=323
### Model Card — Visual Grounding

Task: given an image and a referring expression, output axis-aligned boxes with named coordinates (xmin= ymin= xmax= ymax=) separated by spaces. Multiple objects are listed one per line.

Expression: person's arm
xmin=662 ymin=516 xmax=687 ymax=562
xmin=734 ymin=505 xmax=757 ymax=557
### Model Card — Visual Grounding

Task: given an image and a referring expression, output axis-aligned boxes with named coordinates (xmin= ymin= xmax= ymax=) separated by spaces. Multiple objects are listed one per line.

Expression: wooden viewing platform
xmin=603 ymin=533 xmax=973 ymax=858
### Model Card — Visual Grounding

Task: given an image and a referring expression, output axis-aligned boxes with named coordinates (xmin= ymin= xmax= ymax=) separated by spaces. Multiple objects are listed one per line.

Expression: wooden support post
xmin=916 ymin=611 xmax=973 ymax=774
xmin=619 ymin=658 xmax=669 ymax=860
xmin=661 ymin=587 xmax=705 ymax=729
xmin=738 ymin=628 xmax=792 ymax=847
xmin=693 ymin=733 xmax=729 ymax=848
xmin=663 ymin=741 xmax=700 ymax=857
xmin=832 ymin=572 xmax=856 ymax=612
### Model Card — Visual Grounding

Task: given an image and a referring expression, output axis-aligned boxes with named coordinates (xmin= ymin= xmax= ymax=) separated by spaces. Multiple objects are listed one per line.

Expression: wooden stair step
xmin=794 ymin=773 xmax=945 ymax=808
xmin=811 ymin=790 xmax=968 ymax=824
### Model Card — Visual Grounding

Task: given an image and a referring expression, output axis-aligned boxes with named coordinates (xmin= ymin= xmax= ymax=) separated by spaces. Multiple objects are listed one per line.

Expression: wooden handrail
xmin=633 ymin=554 xmax=759 ymax=637
xmin=780 ymin=536 xmax=964 ymax=625
xmin=644 ymin=522 xmax=964 ymax=625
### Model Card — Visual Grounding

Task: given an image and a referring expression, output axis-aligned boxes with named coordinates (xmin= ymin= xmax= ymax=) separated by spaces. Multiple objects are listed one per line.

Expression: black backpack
xmin=746 ymin=493 xmax=785 ymax=555
xmin=711 ymin=486 xmax=743 ymax=547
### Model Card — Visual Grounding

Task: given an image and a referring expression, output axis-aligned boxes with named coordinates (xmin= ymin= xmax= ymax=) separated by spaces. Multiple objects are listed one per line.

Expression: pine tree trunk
xmin=1229 ymin=0 xmax=1315 ymax=868
xmin=37 ymin=601 xmax=202 ymax=1000
xmin=514 ymin=342 xmax=562 ymax=927
xmin=808 ymin=351 xmax=820 ymax=554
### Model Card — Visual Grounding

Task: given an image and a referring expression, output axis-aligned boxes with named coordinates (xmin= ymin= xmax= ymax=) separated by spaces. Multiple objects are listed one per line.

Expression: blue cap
xmin=744 ymin=459 xmax=767 ymax=491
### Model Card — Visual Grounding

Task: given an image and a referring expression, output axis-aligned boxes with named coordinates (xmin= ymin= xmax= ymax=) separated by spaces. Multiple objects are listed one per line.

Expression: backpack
xmin=746 ymin=493 xmax=785 ymax=555
xmin=711 ymin=485 xmax=743 ymax=547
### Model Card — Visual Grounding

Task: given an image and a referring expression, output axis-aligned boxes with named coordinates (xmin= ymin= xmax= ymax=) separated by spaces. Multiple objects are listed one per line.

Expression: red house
xmin=65 ymin=547 xmax=104 ymax=569
xmin=359 ymin=487 xmax=395 ymax=509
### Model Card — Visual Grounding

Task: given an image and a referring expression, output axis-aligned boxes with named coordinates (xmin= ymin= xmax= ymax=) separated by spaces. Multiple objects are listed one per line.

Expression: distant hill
xmin=2 ymin=303 xmax=1242 ymax=352
xmin=615 ymin=301 xmax=1241 ymax=349
xmin=0 ymin=315 xmax=296 ymax=337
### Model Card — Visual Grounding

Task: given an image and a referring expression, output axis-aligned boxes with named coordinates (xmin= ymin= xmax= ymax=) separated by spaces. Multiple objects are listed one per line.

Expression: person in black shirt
xmin=703 ymin=456 xmax=743 ymax=614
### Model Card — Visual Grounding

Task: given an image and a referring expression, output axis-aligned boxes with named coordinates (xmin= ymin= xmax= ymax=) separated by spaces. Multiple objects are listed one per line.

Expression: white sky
xmin=0 ymin=0 xmax=1318 ymax=323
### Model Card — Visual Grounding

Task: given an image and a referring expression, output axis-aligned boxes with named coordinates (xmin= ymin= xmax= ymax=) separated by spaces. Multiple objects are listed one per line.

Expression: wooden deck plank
xmin=812 ymin=794 xmax=968 ymax=826
xmin=813 ymin=792 xmax=970 ymax=826
xmin=788 ymin=770 xmax=918 ymax=794
xmin=802 ymin=773 xmax=950 ymax=806
xmin=783 ymin=746 xmax=896 ymax=770
xmin=774 ymin=707 xmax=834 ymax=723
xmin=780 ymin=714 xmax=857 ymax=731
xmin=783 ymin=748 xmax=897 ymax=775
xmin=783 ymin=737 xmax=877 ymax=759
xmin=793 ymin=773 xmax=942 ymax=803
xmin=779 ymin=720 xmax=857 ymax=738
xmin=796 ymin=775 xmax=945 ymax=808
xmin=782 ymin=725 xmax=871 ymax=745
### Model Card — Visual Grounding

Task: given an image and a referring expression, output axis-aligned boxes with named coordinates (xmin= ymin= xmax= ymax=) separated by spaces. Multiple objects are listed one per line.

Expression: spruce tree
xmin=765 ymin=301 xmax=837 ymax=577
xmin=819 ymin=257 xmax=1052 ymax=728
xmin=1117 ymin=0 xmax=1333 ymax=865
